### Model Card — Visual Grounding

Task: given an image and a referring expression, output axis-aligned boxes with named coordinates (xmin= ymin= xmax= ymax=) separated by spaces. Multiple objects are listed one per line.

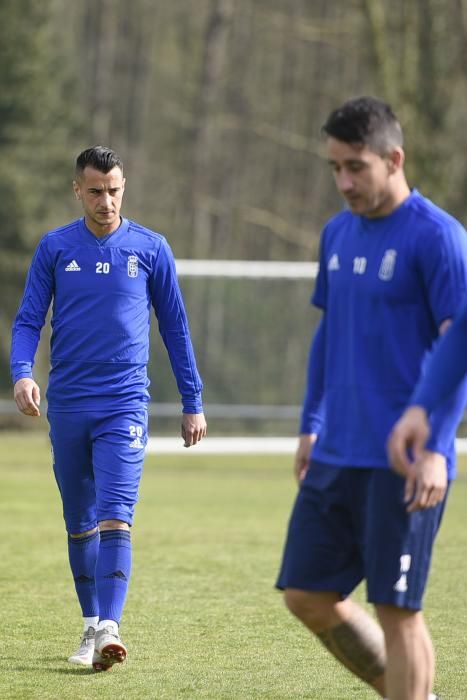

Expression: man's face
xmin=326 ymin=137 xmax=397 ymax=218
xmin=73 ymin=166 xmax=125 ymax=236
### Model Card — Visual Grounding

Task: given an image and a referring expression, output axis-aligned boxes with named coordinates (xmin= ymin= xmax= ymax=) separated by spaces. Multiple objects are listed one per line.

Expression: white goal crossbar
xmin=175 ymin=259 xmax=318 ymax=279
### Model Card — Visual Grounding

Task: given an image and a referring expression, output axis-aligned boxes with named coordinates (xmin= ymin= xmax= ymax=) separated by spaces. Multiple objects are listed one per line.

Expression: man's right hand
xmin=14 ymin=378 xmax=41 ymax=417
xmin=294 ymin=433 xmax=317 ymax=483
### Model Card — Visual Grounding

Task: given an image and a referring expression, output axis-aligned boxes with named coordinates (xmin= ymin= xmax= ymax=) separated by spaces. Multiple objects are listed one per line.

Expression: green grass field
xmin=1 ymin=432 xmax=467 ymax=700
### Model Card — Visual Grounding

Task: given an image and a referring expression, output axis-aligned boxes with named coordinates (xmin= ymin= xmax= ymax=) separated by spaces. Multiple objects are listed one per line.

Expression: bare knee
xmin=98 ymin=519 xmax=130 ymax=531
xmin=375 ymin=604 xmax=424 ymax=644
xmin=284 ymin=588 xmax=310 ymax=617
xmin=284 ymin=588 xmax=342 ymax=632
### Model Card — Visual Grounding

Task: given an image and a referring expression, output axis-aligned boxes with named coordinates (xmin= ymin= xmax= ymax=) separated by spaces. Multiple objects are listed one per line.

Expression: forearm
xmin=10 ymin=327 xmax=42 ymax=382
xmin=425 ymin=376 xmax=467 ymax=457
xmin=300 ymin=317 xmax=325 ymax=434
xmin=160 ymin=327 xmax=203 ymax=413
xmin=152 ymin=239 xmax=203 ymax=412
xmin=410 ymin=303 xmax=467 ymax=412
xmin=10 ymin=238 xmax=53 ymax=383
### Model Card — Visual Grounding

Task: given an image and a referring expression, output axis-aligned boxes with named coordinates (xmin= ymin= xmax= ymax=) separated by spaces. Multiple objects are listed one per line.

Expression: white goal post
xmin=172 ymin=258 xmax=317 ymax=424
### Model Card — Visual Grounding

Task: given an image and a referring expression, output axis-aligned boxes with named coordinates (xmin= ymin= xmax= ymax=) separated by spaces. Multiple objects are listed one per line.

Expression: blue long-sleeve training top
xmin=304 ymin=190 xmax=467 ymax=477
xmin=11 ymin=217 xmax=203 ymax=413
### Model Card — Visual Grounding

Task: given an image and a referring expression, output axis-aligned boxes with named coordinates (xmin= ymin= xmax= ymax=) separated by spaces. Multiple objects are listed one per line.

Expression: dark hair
xmin=75 ymin=145 xmax=123 ymax=176
xmin=322 ymin=97 xmax=403 ymax=154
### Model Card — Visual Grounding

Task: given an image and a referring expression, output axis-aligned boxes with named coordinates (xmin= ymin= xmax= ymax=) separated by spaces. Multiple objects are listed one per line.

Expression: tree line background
xmin=2 ymin=0 xmax=467 ymax=433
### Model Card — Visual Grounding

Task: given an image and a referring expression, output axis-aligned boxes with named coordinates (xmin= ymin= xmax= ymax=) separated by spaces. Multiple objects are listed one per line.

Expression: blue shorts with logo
xmin=48 ymin=409 xmax=148 ymax=534
xmin=276 ymin=460 xmax=448 ymax=610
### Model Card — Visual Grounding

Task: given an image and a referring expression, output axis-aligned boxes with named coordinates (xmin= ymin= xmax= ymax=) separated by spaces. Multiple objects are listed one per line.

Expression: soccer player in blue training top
xmin=11 ymin=146 xmax=207 ymax=671
xmin=276 ymin=96 xmax=467 ymax=700
xmin=388 ymin=295 xmax=467 ymax=495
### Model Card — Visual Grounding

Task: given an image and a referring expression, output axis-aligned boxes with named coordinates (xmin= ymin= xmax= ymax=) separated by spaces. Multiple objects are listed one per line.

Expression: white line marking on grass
xmin=146 ymin=437 xmax=297 ymax=454
xmin=146 ymin=437 xmax=467 ymax=455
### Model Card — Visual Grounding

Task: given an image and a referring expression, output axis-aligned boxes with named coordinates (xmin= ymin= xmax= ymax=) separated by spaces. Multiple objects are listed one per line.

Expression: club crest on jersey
xmin=127 ymin=255 xmax=138 ymax=278
xmin=379 ymin=249 xmax=397 ymax=281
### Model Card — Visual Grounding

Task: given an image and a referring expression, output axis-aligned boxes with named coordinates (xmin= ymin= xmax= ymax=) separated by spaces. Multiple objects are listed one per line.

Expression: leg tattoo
xmin=317 ymin=609 xmax=386 ymax=684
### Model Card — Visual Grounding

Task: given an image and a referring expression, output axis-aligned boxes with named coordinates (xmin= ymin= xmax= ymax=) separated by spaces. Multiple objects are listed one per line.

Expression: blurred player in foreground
xmin=388 ymin=296 xmax=467 ymax=490
xmin=276 ymin=96 xmax=467 ymax=700
xmin=11 ymin=146 xmax=206 ymax=671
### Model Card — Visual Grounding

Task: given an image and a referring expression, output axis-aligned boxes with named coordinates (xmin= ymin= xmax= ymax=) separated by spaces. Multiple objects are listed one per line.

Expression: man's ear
xmin=72 ymin=180 xmax=81 ymax=200
xmin=387 ymin=147 xmax=405 ymax=174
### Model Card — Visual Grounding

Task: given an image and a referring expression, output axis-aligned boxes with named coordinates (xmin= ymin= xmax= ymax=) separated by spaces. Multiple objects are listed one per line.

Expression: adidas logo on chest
xmin=65 ymin=260 xmax=81 ymax=272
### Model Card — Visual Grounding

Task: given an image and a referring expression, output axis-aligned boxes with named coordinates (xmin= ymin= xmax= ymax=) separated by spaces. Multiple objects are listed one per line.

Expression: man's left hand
xmin=181 ymin=412 xmax=207 ymax=447
xmin=404 ymin=450 xmax=448 ymax=513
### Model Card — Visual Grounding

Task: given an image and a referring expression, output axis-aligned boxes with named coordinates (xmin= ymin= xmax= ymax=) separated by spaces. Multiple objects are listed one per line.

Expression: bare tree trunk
xmin=191 ymin=0 xmax=235 ymax=257
xmin=361 ymin=0 xmax=398 ymax=104
xmin=115 ymin=2 xmax=158 ymax=214
xmin=81 ymin=0 xmax=120 ymax=143
xmin=455 ymin=0 xmax=467 ymax=74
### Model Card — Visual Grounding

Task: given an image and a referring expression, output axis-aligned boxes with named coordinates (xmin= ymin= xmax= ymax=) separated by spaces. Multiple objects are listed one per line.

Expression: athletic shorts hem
xmin=96 ymin=510 xmax=134 ymax=526
xmin=368 ymin=593 xmax=423 ymax=611
xmin=275 ymin=580 xmax=354 ymax=598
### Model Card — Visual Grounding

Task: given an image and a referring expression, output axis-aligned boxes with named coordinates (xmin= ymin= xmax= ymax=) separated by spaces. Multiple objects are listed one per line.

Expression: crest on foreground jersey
xmin=379 ymin=249 xmax=397 ymax=281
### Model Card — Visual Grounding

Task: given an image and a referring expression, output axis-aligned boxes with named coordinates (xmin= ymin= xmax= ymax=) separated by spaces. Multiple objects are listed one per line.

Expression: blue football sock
xmin=68 ymin=531 xmax=99 ymax=617
xmin=95 ymin=529 xmax=132 ymax=624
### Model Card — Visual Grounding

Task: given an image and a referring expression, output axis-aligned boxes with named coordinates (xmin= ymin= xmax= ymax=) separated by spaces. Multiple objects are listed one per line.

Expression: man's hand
xmin=387 ymin=406 xmax=430 ymax=477
xmin=403 ymin=450 xmax=448 ymax=513
xmin=294 ymin=433 xmax=317 ymax=483
xmin=181 ymin=412 xmax=207 ymax=447
xmin=14 ymin=378 xmax=41 ymax=417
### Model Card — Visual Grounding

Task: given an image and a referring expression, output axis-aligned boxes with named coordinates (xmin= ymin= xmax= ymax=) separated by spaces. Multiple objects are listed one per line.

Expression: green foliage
xmin=3 ymin=0 xmax=467 ymax=410
xmin=0 ymin=0 xmax=78 ymax=250
xmin=1 ymin=434 xmax=467 ymax=698
xmin=0 ymin=0 xmax=80 ymax=390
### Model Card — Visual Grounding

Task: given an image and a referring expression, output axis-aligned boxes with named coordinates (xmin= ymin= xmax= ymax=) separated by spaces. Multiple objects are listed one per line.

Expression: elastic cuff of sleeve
xmin=309 ymin=420 xmax=322 ymax=435
xmin=425 ymin=438 xmax=450 ymax=458
xmin=182 ymin=401 xmax=204 ymax=414
xmin=299 ymin=417 xmax=323 ymax=435
xmin=12 ymin=371 xmax=34 ymax=383
xmin=408 ymin=397 xmax=431 ymax=412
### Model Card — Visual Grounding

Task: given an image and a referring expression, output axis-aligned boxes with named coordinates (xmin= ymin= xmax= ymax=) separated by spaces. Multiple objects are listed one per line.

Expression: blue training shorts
xmin=48 ymin=409 xmax=148 ymax=534
xmin=276 ymin=460 xmax=448 ymax=610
